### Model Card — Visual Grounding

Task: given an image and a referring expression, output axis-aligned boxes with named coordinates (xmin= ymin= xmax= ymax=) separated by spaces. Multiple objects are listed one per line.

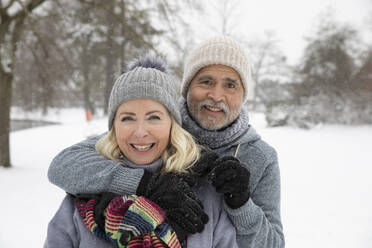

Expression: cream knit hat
xmin=181 ymin=36 xmax=254 ymax=102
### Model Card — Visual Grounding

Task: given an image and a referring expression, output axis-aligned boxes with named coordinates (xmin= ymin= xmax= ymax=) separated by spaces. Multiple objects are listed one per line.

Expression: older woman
xmin=44 ymin=56 xmax=241 ymax=248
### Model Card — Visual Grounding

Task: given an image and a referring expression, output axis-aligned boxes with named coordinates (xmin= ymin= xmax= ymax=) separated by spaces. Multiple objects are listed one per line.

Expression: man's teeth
xmin=133 ymin=144 xmax=153 ymax=151
xmin=205 ymin=105 xmax=222 ymax=112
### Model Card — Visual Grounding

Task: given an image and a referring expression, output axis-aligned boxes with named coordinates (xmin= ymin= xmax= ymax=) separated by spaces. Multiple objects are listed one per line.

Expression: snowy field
xmin=1 ymin=108 xmax=372 ymax=248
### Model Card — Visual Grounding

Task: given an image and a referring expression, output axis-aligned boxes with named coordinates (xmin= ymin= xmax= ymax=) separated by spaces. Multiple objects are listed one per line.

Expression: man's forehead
xmin=198 ymin=64 xmax=239 ymax=75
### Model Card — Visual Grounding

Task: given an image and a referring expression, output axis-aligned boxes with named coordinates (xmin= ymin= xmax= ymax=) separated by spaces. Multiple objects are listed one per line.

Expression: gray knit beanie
xmin=108 ymin=56 xmax=181 ymax=130
xmin=181 ymin=36 xmax=254 ymax=102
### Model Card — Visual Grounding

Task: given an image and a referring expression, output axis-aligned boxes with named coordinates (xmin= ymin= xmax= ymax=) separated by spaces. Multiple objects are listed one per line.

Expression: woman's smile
xmin=130 ymin=143 xmax=155 ymax=152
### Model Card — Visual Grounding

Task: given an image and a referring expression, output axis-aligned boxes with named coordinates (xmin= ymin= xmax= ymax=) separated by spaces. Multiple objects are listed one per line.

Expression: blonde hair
xmin=96 ymin=117 xmax=200 ymax=174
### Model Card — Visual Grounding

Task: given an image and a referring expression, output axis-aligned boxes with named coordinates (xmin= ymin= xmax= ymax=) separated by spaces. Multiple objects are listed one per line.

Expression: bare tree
xmin=241 ymin=32 xmax=289 ymax=109
xmin=208 ymin=0 xmax=242 ymax=36
xmin=88 ymin=0 xmax=201 ymax=112
xmin=0 ymin=0 xmax=47 ymax=168
xmin=2 ymin=0 xmax=203 ymax=168
xmin=246 ymin=31 xmax=288 ymax=84
xmin=11 ymin=0 xmax=202 ymax=115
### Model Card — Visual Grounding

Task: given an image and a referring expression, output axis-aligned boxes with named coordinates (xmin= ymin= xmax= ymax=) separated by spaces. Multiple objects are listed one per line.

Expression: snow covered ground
xmin=1 ymin=108 xmax=371 ymax=247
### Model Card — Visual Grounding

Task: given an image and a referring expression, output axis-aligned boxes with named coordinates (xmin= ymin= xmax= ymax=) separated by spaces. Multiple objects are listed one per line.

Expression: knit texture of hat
xmin=108 ymin=56 xmax=181 ymax=130
xmin=181 ymin=36 xmax=254 ymax=102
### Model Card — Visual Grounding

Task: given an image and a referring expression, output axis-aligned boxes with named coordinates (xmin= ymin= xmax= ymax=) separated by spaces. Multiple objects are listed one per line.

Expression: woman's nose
xmin=133 ymin=123 xmax=149 ymax=138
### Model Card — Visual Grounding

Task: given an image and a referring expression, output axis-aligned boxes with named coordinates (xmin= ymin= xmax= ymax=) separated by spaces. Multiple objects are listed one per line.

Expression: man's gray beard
xmin=186 ymin=97 xmax=240 ymax=131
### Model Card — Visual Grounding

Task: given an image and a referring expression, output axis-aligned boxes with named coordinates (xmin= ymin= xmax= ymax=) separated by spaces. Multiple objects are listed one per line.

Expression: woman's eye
xmin=148 ymin=115 xmax=161 ymax=120
xmin=121 ymin=116 xmax=133 ymax=122
xmin=226 ymin=83 xmax=236 ymax=89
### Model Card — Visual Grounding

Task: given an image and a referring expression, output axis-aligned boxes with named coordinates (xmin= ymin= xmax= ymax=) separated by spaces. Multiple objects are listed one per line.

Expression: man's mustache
xmin=199 ymin=99 xmax=229 ymax=113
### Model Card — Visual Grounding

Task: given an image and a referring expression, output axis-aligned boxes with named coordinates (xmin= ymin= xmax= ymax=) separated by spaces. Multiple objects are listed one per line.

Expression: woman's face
xmin=114 ymin=98 xmax=172 ymax=165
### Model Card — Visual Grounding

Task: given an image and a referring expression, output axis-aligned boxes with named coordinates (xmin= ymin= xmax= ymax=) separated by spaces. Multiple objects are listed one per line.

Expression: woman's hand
xmin=189 ymin=148 xmax=219 ymax=177
xmin=138 ymin=172 xmax=209 ymax=241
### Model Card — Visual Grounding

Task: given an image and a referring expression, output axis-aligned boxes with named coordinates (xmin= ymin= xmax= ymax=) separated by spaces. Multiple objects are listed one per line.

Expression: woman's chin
xmin=127 ymin=155 xmax=159 ymax=165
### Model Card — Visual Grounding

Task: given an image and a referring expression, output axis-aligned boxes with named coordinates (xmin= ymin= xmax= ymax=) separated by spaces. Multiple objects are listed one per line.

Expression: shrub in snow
xmin=265 ymin=91 xmax=372 ymax=129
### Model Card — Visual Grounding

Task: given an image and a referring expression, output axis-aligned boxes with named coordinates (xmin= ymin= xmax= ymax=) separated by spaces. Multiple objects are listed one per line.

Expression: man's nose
xmin=207 ymin=84 xmax=225 ymax=102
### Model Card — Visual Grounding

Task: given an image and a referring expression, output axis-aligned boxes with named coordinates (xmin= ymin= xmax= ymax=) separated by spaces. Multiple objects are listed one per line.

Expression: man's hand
xmin=208 ymin=156 xmax=250 ymax=209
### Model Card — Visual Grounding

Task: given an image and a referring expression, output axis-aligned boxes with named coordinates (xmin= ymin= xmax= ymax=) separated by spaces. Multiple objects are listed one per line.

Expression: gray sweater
xmin=48 ymin=114 xmax=284 ymax=248
xmin=44 ymin=180 xmax=238 ymax=248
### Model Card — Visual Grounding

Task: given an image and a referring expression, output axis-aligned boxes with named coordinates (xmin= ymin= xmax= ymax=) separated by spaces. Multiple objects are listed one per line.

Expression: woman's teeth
xmin=132 ymin=144 xmax=153 ymax=151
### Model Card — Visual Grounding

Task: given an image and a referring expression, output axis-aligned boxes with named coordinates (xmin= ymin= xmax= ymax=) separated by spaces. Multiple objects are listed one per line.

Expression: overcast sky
xmin=184 ymin=0 xmax=372 ymax=65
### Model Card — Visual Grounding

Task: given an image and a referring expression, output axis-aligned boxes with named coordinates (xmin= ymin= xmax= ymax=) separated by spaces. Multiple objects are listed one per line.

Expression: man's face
xmin=186 ymin=64 xmax=244 ymax=130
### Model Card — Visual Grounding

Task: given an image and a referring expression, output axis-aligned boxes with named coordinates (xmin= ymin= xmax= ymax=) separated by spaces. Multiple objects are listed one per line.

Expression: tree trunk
xmin=103 ymin=4 xmax=116 ymax=115
xmin=103 ymin=38 xmax=115 ymax=115
xmin=83 ymin=84 xmax=94 ymax=114
xmin=0 ymin=68 xmax=13 ymax=168
xmin=81 ymin=45 xmax=95 ymax=114
xmin=40 ymin=71 xmax=50 ymax=115
xmin=0 ymin=0 xmax=47 ymax=168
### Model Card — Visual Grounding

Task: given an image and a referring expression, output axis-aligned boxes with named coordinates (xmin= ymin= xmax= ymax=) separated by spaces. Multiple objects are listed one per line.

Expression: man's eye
xmin=200 ymin=80 xmax=211 ymax=85
xmin=148 ymin=115 xmax=160 ymax=120
xmin=226 ymin=83 xmax=236 ymax=89
xmin=121 ymin=116 xmax=133 ymax=122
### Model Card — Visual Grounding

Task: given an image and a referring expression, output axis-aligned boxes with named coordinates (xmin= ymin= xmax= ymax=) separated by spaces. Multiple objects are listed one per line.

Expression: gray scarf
xmin=180 ymin=98 xmax=250 ymax=149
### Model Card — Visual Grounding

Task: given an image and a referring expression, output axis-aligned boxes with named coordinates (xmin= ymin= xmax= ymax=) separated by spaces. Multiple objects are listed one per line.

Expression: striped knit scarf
xmin=75 ymin=194 xmax=181 ymax=248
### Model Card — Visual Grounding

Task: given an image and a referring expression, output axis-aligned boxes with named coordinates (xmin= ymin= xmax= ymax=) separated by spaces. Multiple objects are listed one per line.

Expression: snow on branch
xmin=2 ymin=0 xmax=45 ymax=19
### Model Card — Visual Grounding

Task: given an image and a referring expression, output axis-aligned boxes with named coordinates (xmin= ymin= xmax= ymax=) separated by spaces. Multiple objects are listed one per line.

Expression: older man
xmin=179 ymin=36 xmax=284 ymax=247
xmin=48 ymin=36 xmax=284 ymax=247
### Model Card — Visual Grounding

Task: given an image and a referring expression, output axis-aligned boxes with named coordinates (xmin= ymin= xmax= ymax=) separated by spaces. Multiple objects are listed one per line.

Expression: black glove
xmin=172 ymin=148 xmax=219 ymax=191
xmin=208 ymin=156 xmax=250 ymax=209
xmin=93 ymin=193 xmax=118 ymax=230
xmin=137 ymin=172 xmax=209 ymax=241
xmin=136 ymin=170 xmax=154 ymax=196
xmin=189 ymin=148 xmax=219 ymax=178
